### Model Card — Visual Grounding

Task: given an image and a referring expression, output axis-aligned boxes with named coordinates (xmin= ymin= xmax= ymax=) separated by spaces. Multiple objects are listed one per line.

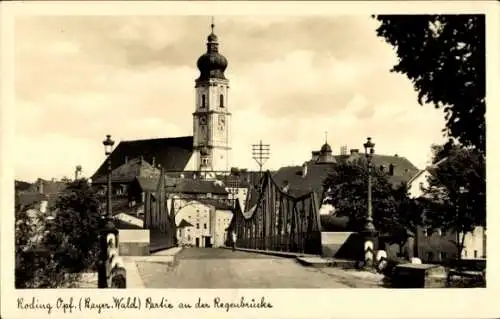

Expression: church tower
xmin=193 ymin=20 xmax=231 ymax=173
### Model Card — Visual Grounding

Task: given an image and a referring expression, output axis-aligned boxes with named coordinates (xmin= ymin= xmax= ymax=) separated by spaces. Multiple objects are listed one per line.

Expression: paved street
xmin=135 ymin=247 xmax=383 ymax=288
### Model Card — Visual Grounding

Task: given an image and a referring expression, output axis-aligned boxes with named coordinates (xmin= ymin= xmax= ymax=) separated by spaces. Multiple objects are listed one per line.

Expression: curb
xmin=150 ymin=245 xmax=178 ymax=254
xmin=296 ymin=257 xmax=358 ymax=269
xmin=220 ymin=246 xmax=320 ymax=259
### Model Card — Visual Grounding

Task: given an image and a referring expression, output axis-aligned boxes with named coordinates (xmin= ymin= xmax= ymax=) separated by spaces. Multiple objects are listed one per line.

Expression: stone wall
xmin=320 ymin=232 xmax=363 ymax=260
xmin=118 ymin=229 xmax=150 ymax=256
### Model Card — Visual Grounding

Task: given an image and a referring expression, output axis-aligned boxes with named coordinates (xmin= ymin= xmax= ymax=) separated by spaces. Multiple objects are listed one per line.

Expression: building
xmin=175 ymin=200 xmax=213 ymax=247
xmin=407 ymin=158 xmax=486 ymax=262
xmin=172 ymin=196 xmax=233 ymax=248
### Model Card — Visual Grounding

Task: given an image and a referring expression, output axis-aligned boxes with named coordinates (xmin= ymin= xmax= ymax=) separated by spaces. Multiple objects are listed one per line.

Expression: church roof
xmin=91 ymin=136 xmax=193 ymax=181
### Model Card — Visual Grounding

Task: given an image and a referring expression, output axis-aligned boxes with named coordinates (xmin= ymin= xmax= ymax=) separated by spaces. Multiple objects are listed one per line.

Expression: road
xmin=135 ymin=247 xmax=383 ymax=288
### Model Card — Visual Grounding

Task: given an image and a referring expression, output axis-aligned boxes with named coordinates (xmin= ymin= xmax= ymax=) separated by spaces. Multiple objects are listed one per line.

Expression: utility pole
xmin=252 ymin=140 xmax=270 ymax=176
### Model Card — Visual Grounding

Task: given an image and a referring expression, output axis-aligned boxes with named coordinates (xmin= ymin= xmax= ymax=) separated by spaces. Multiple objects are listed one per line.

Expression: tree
xmin=422 ymin=143 xmax=485 ymax=259
xmin=388 ymin=183 xmax=425 ymax=256
xmin=43 ymin=178 xmax=102 ymax=274
xmin=374 ymin=15 xmax=485 ymax=154
xmin=323 ymin=160 xmax=399 ymax=234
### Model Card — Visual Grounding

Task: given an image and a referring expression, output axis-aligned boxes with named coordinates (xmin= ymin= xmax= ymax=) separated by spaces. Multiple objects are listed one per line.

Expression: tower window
xmin=201 ymin=94 xmax=206 ymax=108
xmin=220 ymin=94 xmax=224 ymax=107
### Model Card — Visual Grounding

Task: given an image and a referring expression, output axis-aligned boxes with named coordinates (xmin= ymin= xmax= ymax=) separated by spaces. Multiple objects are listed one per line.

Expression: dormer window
xmin=219 ymin=94 xmax=224 ymax=108
xmin=201 ymin=94 xmax=206 ymax=108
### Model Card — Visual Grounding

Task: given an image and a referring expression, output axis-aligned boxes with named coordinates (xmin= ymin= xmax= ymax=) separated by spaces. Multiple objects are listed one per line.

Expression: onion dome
xmin=196 ymin=21 xmax=228 ymax=81
xmin=320 ymin=143 xmax=332 ymax=153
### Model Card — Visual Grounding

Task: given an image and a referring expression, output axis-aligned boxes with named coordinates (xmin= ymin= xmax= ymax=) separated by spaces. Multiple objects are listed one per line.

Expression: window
xmin=389 ymin=164 xmax=395 ymax=176
xmin=464 ymin=250 xmax=468 ymax=257
xmin=474 ymin=250 xmax=478 ymax=258
xmin=220 ymin=94 xmax=224 ymax=107
xmin=196 ymin=223 xmax=200 ymax=229
xmin=379 ymin=165 xmax=385 ymax=172
xmin=419 ymin=182 xmax=424 ymax=190
xmin=201 ymin=94 xmax=206 ymax=108
xmin=204 ymin=223 xmax=207 ymax=229
xmin=441 ymin=252 xmax=446 ymax=260
xmin=427 ymin=251 xmax=434 ymax=261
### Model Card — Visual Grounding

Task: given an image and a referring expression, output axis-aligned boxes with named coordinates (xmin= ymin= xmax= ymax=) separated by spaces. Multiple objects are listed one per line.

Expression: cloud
xmin=13 ymin=15 xmax=447 ymax=181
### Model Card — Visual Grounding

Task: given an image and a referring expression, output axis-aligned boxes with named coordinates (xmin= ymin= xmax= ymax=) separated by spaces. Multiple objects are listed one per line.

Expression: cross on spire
xmin=325 ymin=130 xmax=328 ymax=144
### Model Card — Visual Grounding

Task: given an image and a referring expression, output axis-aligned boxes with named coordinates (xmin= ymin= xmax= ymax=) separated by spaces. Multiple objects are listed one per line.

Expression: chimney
xmin=282 ymin=180 xmax=289 ymax=193
xmin=302 ymin=163 xmax=308 ymax=177
xmin=350 ymin=149 xmax=359 ymax=155
xmin=152 ymin=157 xmax=155 ymax=167
xmin=125 ymin=156 xmax=128 ymax=164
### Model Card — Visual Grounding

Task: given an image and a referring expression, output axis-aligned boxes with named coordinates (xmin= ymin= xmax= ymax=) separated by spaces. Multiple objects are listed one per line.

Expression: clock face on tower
xmin=199 ymin=116 xmax=207 ymax=125
xmin=218 ymin=115 xmax=225 ymax=126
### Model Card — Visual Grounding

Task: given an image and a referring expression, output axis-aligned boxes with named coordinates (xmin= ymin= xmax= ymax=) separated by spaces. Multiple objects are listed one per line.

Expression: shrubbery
xmin=15 ymin=179 xmax=102 ymax=288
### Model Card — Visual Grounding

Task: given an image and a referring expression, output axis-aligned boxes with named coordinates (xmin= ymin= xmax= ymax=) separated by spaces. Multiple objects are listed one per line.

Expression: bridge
xmin=229 ymin=171 xmax=323 ymax=255
xmin=96 ymin=170 xmax=381 ymax=289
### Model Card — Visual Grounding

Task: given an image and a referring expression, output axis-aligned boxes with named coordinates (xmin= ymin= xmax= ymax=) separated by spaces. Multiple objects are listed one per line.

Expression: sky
xmin=14 ymin=15 xmax=447 ymax=182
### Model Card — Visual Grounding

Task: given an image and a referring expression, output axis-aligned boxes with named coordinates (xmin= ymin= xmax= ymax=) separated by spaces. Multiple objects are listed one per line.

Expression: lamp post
xmin=360 ymin=137 xmax=377 ymax=269
xmin=363 ymin=137 xmax=376 ymax=232
xmin=98 ymin=134 xmax=116 ymax=288
xmin=103 ymin=135 xmax=114 ymax=219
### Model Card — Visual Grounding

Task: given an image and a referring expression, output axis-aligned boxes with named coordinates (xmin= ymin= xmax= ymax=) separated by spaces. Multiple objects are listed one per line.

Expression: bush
xmin=15 ymin=179 xmax=102 ymax=288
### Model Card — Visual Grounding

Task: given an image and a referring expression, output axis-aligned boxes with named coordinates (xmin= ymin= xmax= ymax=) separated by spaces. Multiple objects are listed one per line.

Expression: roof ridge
xmin=120 ymin=136 xmax=192 ymax=143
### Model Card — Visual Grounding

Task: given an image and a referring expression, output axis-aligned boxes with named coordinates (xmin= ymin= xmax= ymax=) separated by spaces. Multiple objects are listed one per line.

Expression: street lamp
xmin=99 ymin=134 xmax=116 ymax=288
xmin=103 ymin=135 xmax=115 ymax=219
xmin=363 ymin=137 xmax=376 ymax=232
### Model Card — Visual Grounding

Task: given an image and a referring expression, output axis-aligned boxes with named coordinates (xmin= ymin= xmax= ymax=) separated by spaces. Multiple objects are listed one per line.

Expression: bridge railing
xmin=231 ymin=171 xmax=323 ymax=255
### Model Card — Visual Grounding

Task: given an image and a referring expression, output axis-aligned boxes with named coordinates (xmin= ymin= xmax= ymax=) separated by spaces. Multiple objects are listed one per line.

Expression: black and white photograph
xmin=1 ymin=1 xmax=497 ymax=318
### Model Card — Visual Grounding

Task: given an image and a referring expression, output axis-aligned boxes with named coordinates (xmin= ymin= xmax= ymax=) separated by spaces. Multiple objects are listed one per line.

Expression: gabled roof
xmin=92 ymin=157 xmax=161 ymax=184
xmin=16 ymin=192 xmax=48 ymax=207
xmin=91 ymin=136 xmax=194 ymax=180
xmin=32 ymin=178 xmax=67 ymax=195
xmin=197 ymin=198 xmax=233 ymax=210
xmin=407 ymin=157 xmax=448 ymax=186
xmin=164 ymin=177 xmax=229 ymax=195
xmin=337 ymin=153 xmax=419 ymax=188
xmin=135 ymin=176 xmax=159 ymax=192
xmin=178 ymin=219 xmax=194 ymax=228
xmin=15 ymin=180 xmax=32 ymax=193
xmin=272 ymin=163 xmax=337 ymax=198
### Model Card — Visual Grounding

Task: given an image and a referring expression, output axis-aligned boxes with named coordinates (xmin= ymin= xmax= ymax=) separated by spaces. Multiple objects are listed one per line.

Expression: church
xmin=92 ymin=21 xmax=232 ymax=184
